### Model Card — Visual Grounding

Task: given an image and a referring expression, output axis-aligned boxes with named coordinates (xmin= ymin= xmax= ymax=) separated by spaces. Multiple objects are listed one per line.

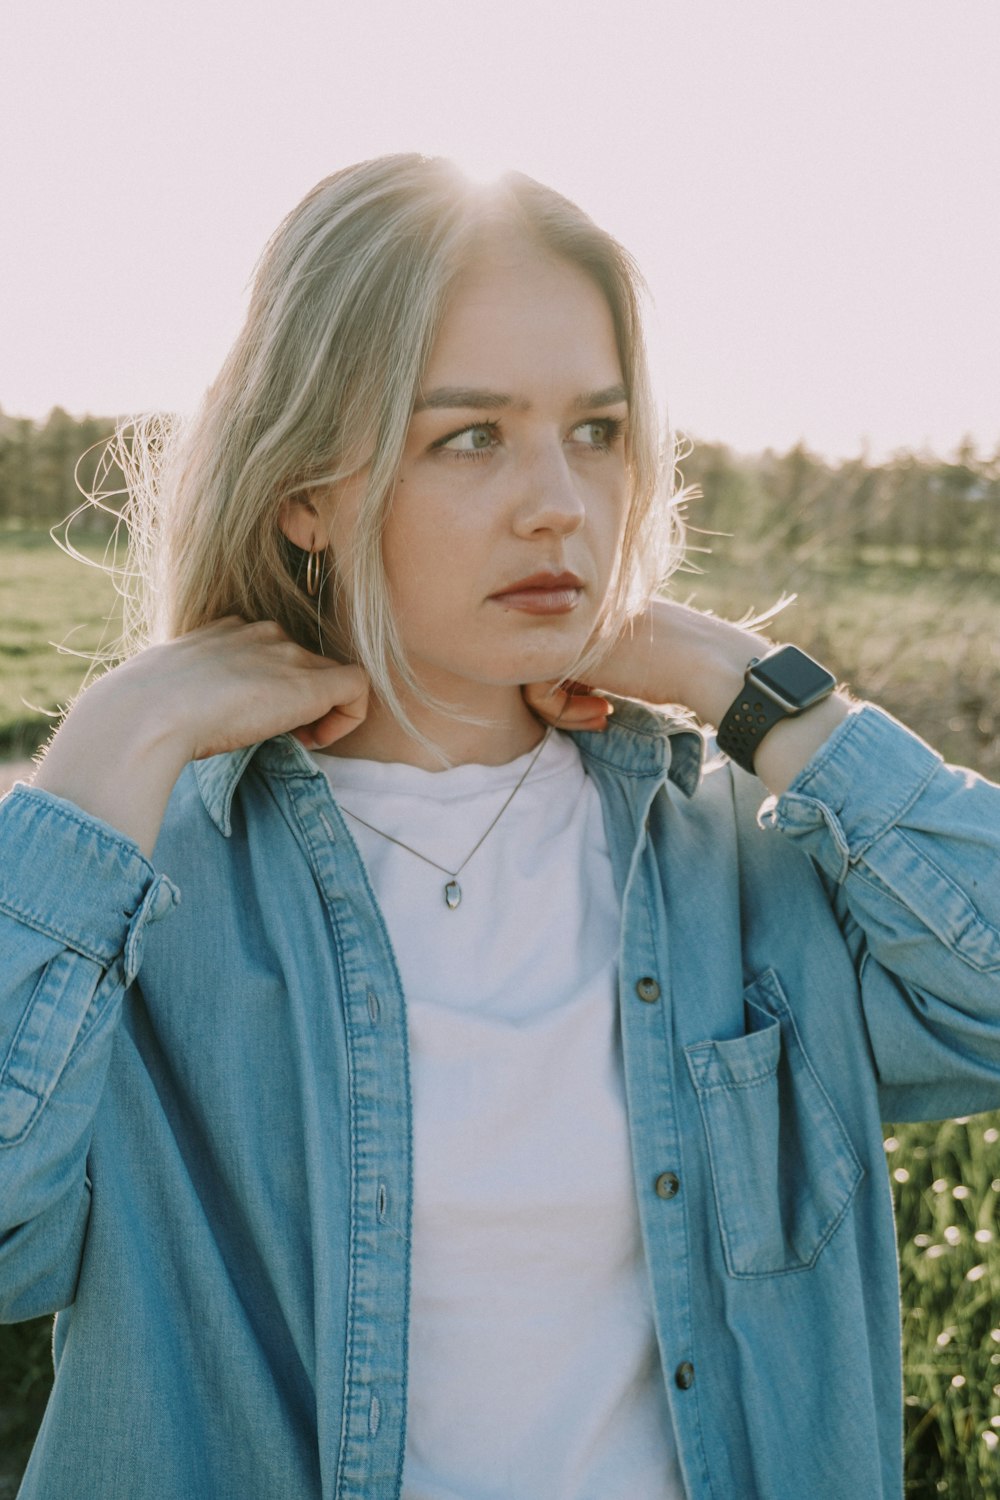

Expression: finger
xmin=525 ymin=695 xmax=612 ymax=734
xmin=303 ymin=685 xmax=369 ymax=749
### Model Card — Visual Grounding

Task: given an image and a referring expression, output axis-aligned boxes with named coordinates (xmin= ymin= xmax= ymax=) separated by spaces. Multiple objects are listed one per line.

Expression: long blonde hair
xmin=111 ymin=154 xmax=687 ymax=737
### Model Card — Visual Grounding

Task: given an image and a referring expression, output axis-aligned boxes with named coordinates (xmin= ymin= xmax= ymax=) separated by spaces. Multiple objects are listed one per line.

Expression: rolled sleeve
xmin=0 ymin=785 xmax=179 ymax=1150
xmin=756 ymin=704 xmax=1000 ymax=1116
xmin=0 ymin=785 xmax=178 ymax=977
xmin=759 ymin=705 xmax=1000 ymax=976
xmin=760 ymin=705 xmax=942 ymax=881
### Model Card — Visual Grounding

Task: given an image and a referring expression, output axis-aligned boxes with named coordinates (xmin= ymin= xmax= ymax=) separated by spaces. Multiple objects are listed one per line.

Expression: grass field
xmin=0 ymin=522 xmax=125 ymax=759
xmin=1 ymin=524 xmax=999 ymax=1493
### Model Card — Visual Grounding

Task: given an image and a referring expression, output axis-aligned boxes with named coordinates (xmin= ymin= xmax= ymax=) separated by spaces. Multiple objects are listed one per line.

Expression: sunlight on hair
xmin=447 ymin=147 xmax=511 ymax=188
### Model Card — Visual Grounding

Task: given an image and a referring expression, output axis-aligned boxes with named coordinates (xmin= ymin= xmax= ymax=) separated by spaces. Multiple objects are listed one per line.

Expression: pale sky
xmin=1 ymin=0 xmax=997 ymax=463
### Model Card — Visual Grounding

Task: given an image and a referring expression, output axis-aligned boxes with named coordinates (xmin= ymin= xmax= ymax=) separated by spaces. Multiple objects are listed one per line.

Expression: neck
xmin=319 ymin=680 xmax=547 ymax=769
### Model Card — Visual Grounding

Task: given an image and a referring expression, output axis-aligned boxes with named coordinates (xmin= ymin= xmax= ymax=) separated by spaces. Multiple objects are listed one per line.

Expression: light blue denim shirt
xmin=2 ymin=700 xmax=1000 ymax=1499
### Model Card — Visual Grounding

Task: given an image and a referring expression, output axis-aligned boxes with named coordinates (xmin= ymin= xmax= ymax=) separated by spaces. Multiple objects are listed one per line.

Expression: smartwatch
xmin=716 ymin=645 xmax=837 ymax=775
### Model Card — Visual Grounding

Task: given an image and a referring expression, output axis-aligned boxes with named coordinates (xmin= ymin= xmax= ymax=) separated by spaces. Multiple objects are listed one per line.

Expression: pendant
xmin=444 ymin=880 xmax=462 ymax=910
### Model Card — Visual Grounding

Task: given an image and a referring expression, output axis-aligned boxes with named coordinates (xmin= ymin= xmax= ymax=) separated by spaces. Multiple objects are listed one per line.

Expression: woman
xmin=1 ymin=155 xmax=998 ymax=1500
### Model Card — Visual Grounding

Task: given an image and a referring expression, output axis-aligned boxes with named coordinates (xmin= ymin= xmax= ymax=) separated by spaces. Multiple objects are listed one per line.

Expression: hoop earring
xmin=305 ymin=548 xmax=322 ymax=597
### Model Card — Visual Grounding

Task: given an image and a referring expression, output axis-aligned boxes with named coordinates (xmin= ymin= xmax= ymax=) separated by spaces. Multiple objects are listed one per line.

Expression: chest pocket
xmin=683 ymin=969 xmax=864 ymax=1278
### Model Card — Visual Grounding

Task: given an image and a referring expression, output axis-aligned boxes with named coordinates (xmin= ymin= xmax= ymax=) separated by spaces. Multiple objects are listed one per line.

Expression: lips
xmin=491 ymin=570 xmax=584 ymax=597
xmin=489 ymin=570 xmax=584 ymax=615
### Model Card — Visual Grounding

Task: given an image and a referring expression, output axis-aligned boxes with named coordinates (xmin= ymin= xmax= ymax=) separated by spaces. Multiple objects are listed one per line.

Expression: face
xmin=323 ymin=238 xmax=629 ymax=704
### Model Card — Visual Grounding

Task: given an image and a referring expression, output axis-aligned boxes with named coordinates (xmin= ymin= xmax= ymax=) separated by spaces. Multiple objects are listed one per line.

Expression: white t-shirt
xmin=315 ymin=731 xmax=685 ymax=1500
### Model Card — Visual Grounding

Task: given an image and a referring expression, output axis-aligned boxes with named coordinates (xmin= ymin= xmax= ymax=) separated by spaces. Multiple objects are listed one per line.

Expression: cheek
xmin=592 ymin=480 xmax=629 ymax=556
xmin=381 ymin=497 xmax=468 ymax=615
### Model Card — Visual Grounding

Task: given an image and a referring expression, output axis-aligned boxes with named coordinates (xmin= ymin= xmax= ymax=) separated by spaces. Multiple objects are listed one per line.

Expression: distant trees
xmin=0 ymin=407 xmax=118 ymax=528
xmin=678 ymin=433 xmax=999 ymax=574
xmin=0 ymin=406 xmax=997 ymax=570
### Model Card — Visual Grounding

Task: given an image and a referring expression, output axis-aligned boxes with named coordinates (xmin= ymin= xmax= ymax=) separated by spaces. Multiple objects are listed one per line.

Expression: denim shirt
xmin=2 ymin=700 xmax=999 ymax=1500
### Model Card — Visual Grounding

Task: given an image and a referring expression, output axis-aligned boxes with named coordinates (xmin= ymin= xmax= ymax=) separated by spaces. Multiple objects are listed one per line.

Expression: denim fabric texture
xmin=1 ymin=700 xmax=999 ymax=1499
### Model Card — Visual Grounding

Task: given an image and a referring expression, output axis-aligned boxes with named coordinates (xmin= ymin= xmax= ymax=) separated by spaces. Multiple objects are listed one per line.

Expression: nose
xmin=510 ymin=440 xmax=588 ymax=539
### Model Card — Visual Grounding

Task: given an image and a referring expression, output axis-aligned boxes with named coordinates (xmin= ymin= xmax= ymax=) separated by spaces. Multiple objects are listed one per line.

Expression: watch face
xmin=751 ymin=646 xmax=836 ymax=710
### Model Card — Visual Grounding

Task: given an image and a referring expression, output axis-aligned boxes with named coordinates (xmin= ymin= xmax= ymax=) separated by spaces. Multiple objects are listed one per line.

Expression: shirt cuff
xmin=0 ymin=785 xmax=179 ymax=983
xmin=757 ymin=704 xmax=943 ymax=884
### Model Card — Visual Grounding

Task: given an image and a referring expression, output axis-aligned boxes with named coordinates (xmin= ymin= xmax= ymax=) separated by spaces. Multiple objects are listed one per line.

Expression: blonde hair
xmin=110 ymin=154 xmax=687 ymax=740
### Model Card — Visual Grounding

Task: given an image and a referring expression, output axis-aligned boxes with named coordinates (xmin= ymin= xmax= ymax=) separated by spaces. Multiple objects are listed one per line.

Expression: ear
xmin=278 ymin=495 xmax=320 ymax=552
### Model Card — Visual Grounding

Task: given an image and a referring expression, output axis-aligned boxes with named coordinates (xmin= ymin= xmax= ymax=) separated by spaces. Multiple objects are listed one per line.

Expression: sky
xmin=1 ymin=0 xmax=997 ymax=464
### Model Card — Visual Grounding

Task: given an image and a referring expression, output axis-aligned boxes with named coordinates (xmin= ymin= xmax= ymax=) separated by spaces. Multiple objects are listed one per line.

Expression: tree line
xmin=1 ymin=405 xmax=997 ymax=571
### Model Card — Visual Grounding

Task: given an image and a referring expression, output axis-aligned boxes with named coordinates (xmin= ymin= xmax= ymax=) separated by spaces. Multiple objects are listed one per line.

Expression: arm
xmin=0 ymin=788 xmax=176 ymax=1321
xmin=0 ymin=618 xmax=368 ymax=1317
xmin=33 ymin=616 xmax=369 ymax=859
xmin=756 ymin=704 xmax=1000 ymax=1119
xmin=525 ymin=596 xmax=852 ymax=796
xmin=526 ymin=598 xmax=1000 ymax=1112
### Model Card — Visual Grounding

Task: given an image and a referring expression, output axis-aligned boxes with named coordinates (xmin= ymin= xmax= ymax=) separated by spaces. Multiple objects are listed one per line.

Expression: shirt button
xmin=655 ymin=1172 xmax=680 ymax=1200
xmin=675 ymin=1362 xmax=695 ymax=1390
xmin=636 ymin=977 xmax=661 ymax=1003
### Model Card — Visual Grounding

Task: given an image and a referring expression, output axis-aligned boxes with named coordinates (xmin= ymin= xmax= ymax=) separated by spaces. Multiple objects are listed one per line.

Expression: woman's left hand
xmin=524 ymin=596 xmax=852 ymax=798
xmin=524 ymin=597 xmax=769 ymax=732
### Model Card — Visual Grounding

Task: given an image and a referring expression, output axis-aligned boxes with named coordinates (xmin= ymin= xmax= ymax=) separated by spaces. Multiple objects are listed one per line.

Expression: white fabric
xmin=315 ymin=731 xmax=685 ymax=1500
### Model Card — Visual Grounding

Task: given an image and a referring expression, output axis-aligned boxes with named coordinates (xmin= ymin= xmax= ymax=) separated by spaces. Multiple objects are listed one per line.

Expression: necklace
xmin=337 ymin=726 xmax=554 ymax=910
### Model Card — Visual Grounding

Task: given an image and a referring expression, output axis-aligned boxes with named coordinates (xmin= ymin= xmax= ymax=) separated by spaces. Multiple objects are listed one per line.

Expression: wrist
xmin=663 ymin=607 xmax=768 ymax=726
xmin=33 ymin=669 xmax=194 ymax=858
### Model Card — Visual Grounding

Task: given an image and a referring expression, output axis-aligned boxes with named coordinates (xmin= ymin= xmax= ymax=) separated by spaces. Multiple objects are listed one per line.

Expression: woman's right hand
xmin=121 ymin=616 xmax=370 ymax=762
xmin=30 ymin=618 xmax=369 ymax=858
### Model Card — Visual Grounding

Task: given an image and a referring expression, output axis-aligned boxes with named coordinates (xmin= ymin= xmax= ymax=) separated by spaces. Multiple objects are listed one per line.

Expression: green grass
xmin=890 ymin=1117 xmax=1000 ymax=1494
xmin=1 ymin=527 xmax=1000 ymax=1493
xmin=0 ymin=523 xmax=124 ymax=758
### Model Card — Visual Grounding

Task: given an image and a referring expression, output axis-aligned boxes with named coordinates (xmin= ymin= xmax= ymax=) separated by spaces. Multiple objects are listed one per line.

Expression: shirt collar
xmin=193 ymin=699 xmax=705 ymax=837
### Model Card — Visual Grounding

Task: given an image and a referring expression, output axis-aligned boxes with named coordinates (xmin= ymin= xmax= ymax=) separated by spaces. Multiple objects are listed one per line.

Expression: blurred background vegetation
xmin=0 ymin=409 xmax=998 ymax=1495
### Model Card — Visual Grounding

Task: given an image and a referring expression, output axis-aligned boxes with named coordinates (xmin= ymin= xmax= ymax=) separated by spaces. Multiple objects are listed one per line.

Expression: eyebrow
xmin=412 ymin=383 xmax=629 ymax=414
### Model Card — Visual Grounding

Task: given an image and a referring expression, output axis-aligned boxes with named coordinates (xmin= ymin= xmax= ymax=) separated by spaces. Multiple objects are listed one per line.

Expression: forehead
xmin=421 ymin=235 xmax=623 ymax=385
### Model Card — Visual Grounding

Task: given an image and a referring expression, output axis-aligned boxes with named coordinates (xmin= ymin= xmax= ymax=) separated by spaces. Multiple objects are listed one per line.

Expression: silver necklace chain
xmin=338 ymin=725 xmax=554 ymax=909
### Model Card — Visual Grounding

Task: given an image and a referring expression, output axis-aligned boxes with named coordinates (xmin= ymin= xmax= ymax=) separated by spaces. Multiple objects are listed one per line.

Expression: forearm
xmin=30 ymin=619 xmax=370 ymax=861
xmin=33 ymin=670 xmax=191 ymax=860
xmin=0 ymin=785 xmax=178 ymax=1315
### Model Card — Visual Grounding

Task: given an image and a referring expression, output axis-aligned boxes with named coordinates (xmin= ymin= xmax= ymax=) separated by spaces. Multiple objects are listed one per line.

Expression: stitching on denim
xmin=0 ymin=1081 xmax=44 ymax=1148
xmin=695 ymin=1071 xmax=865 ymax=1279
xmin=688 ymin=1066 xmax=780 ymax=1096
xmin=284 ymin=781 xmax=360 ymax=1499
xmin=847 ymin=756 xmax=942 ymax=858
xmin=8 ymin=787 xmax=156 ymax=862
xmin=848 ymin=854 xmax=1000 ymax=976
xmin=691 ymin=968 xmax=866 ymax=1279
xmin=281 ymin=770 xmax=415 ymax=1490
xmin=0 ymin=959 xmax=48 ymax=1148
xmin=723 ymin=1157 xmax=864 ymax=1280
xmin=632 ymin=837 xmax=722 ymax=1500
xmin=0 ymin=895 xmax=116 ymax=968
xmin=66 ymin=964 xmax=124 ymax=1068
xmin=888 ymin=829 xmax=1000 ymax=972
xmin=787 ymin=711 xmax=940 ymax=856
xmin=750 ymin=971 xmax=867 ymax=1183
xmin=0 ymin=960 xmax=48 ymax=1096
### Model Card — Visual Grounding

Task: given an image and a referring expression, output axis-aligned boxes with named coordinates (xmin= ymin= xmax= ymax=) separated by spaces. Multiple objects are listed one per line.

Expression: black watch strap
xmin=716 ymin=646 xmax=838 ymax=775
xmin=716 ymin=661 xmax=788 ymax=775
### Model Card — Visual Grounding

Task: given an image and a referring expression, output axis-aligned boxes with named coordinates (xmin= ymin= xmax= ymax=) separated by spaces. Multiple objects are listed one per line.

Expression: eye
xmin=571 ymin=417 xmax=624 ymax=450
xmin=436 ymin=422 xmax=501 ymax=460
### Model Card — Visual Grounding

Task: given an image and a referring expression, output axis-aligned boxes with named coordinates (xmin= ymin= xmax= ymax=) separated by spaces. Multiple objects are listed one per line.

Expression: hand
xmin=523 ymin=596 xmax=850 ymax=797
xmin=33 ymin=617 xmax=369 ymax=857
xmin=115 ymin=616 xmax=370 ymax=762
xmin=524 ymin=598 xmax=767 ymax=731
